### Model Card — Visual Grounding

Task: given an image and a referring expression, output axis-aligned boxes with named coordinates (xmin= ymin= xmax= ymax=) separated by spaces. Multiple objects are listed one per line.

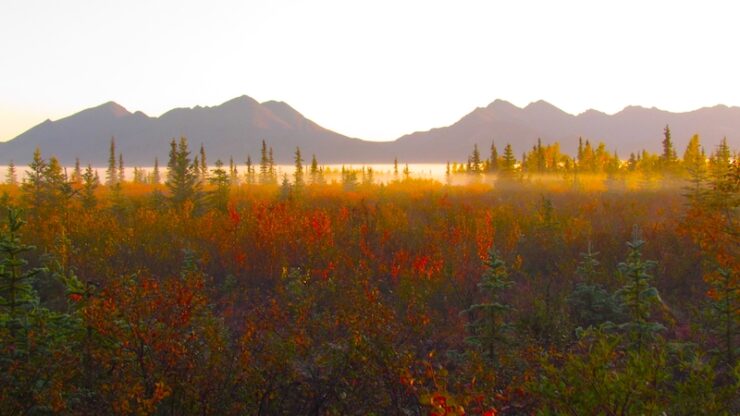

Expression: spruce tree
xmin=502 ymin=143 xmax=516 ymax=175
xmin=166 ymin=137 xmax=200 ymax=208
xmin=709 ymin=137 xmax=732 ymax=182
xmin=615 ymin=226 xmax=665 ymax=350
xmin=199 ymin=143 xmax=207 ymax=179
xmin=293 ymin=147 xmax=304 ymax=191
xmin=228 ymin=157 xmax=238 ymax=185
xmin=259 ymin=140 xmax=270 ymax=185
xmin=5 ymin=160 xmax=17 ymax=185
xmin=0 ymin=207 xmax=44 ymax=340
xmin=489 ymin=141 xmax=499 ymax=172
xmin=661 ymin=125 xmax=678 ymax=171
xmin=208 ymin=159 xmax=230 ymax=211
xmin=470 ymin=144 xmax=481 ymax=174
xmin=72 ymin=158 xmax=82 ymax=183
xmin=152 ymin=157 xmax=161 ymax=185
xmin=80 ymin=164 xmax=98 ymax=209
xmin=462 ymin=247 xmax=514 ymax=364
xmin=364 ymin=166 xmax=374 ymax=185
xmin=567 ymin=243 xmax=624 ymax=330
xmin=268 ymin=147 xmax=276 ymax=184
xmin=706 ymin=267 xmax=739 ymax=369
xmin=310 ymin=154 xmax=320 ymax=185
xmin=536 ymin=138 xmax=545 ymax=173
xmin=279 ymin=173 xmax=292 ymax=199
xmin=403 ymin=163 xmax=411 ymax=180
xmin=682 ymin=134 xmax=707 ymax=201
xmin=245 ymin=154 xmax=255 ymax=185
xmin=118 ymin=153 xmax=125 ymax=183
xmin=106 ymin=137 xmax=117 ymax=186
xmin=21 ymin=148 xmax=46 ymax=217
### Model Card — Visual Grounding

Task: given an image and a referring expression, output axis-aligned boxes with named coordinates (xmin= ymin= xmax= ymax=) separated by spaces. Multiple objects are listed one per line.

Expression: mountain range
xmin=1 ymin=95 xmax=738 ymax=165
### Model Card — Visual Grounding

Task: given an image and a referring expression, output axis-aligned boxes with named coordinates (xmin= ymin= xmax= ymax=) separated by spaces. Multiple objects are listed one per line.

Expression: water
xmin=0 ymin=163 xmax=452 ymax=184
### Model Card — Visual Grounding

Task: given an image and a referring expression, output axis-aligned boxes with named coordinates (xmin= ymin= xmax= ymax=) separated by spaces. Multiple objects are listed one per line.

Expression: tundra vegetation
xmin=0 ymin=129 xmax=737 ymax=415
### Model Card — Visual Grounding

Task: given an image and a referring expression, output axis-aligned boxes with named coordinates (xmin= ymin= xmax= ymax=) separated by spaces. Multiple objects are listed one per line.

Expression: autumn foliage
xmin=0 ymin=135 xmax=737 ymax=415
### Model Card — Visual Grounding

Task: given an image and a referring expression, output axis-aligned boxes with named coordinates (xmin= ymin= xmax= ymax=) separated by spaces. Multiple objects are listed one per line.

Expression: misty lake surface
xmin=1 ymin=163 xmax=453 ymax=183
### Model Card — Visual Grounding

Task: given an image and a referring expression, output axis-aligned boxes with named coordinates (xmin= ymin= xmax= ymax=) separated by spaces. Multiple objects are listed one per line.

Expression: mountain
xmin=1 ymin=96 xmax=738 ymax=165
xmin=391 ymin=100 xmax=740 ymax=161
xmin=0 ymin=95 xmax=387 ymax=165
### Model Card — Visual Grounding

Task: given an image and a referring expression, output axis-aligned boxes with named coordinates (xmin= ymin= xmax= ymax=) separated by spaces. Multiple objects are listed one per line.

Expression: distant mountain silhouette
xmin=1 ymin=96 xmax=738 ymax=165
xmin=392 ymin=100 xmax=740 ymax=161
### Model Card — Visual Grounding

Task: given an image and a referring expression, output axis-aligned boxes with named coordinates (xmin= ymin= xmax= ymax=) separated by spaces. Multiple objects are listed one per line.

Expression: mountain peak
xmin=524 ymin=99 xmax=560 ymax=111
xmin=523 ymin=100 xmax=572 ymax=120
xmin=94 ymin=101 xmax=131 ymax=118
xmin=220 ymin=95 xmax=259 ymax=107
xmin=487 ymin=99 xmax=520 ymax=112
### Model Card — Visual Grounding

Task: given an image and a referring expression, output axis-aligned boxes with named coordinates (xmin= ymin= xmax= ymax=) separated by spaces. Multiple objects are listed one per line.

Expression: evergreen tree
xmin=21 ymin=148 xmax=47 ymax=217
xmin=582 ymin=140 xmax=595 ymax=172
xmin=80 ymin=164 xmax=98 ymax=209
xmin=72 ymin=157 xmax=82 ymax=183
xmin=342 ymin=167 xmax=358 ymax=191
xmin=152 ymin=157 xmax=161 ymax=185
xmin=615 ymin=226 xmax=665 ymax=350
xmin=245 ymin=154 xmax=255 ymax=185
xmin=709 ymin=137 xmax=732 ymax=182
xmin=536 ymin=138 xmax=545 ymax=173
xmin=310 ymin=154 xmax=320 ymax=185
xmin=470 ymin=144 xmax=482 ymax=174
xmin=501 ymin=143 xmax=516 ymax=175
xmin=166 ymin=137 xmax=200 ymax=208
xmin=106 ymin=137 xmax=117 ymax=186
xmin=364 ymin=166 xmax=374 ymax=185
xmin=0 ymin=207 xmax=44 ymax=338
xmin=489 ymin=141 xmax=499 ymax=172
xmin=5 ymin=160 xmax=17 ymax=185
xmin=462 ymin=247 xmax=514 ymax=364
xmin=706 ymin=268 xmax=739 ymax=370
xmin=0 ymin=207 xmax=82 ymax=414
xmin=661 ymin=124 xmax=678 ymax=171
xmin=229 ymin=157 xmax=238 ymax=185
xmin=568 ymin=243 xmax=624 ymax=330
xmin=118 ymin=153 xmax=125 ymax=183
xmin=393 ymin=157 xmax=399 ymax=177
xmin=259 ymin=140 xmax=270 ymax=185
xmin=279 ymin=173 xmax=292 ymax=199
xmin=293 ymin=146 xmax=304 ymax=191
xmin=199 ymin=143 xmax=207 ymax=179
xmin=208 ymin=159 xmax=230 ymax=211
xmin=268 ymin=147 xmax=276 ymax=184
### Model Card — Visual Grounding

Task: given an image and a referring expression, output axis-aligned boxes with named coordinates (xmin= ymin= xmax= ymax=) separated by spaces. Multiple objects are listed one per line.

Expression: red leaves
xmin=227 ymin=204 xmax=241 ymax=226
xmin=68 ymin=293 xmax=83 ymax=302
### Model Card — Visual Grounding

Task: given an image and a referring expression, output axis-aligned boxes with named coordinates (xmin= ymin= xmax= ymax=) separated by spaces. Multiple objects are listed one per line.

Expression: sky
xmin=1 ymin=0 xmax=739 ymax=142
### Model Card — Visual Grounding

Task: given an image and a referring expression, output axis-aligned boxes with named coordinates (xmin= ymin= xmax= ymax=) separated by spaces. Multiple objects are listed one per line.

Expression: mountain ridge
xmin=1 ymin=96 xmax=738 ymax=165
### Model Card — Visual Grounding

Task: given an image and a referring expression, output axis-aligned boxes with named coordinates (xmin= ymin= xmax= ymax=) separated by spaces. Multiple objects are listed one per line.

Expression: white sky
xmin=1 ymin=0 xmax=739 ymax=142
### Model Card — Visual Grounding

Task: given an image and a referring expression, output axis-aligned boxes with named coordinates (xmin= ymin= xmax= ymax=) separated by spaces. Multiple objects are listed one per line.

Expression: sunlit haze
xmin=1 ymin=0 xmax=739 ymax=142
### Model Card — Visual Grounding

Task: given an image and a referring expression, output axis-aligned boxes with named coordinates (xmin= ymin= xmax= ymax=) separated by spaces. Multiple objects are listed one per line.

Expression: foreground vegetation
xmin=0 ymin=131 xmax=738 ymax=415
